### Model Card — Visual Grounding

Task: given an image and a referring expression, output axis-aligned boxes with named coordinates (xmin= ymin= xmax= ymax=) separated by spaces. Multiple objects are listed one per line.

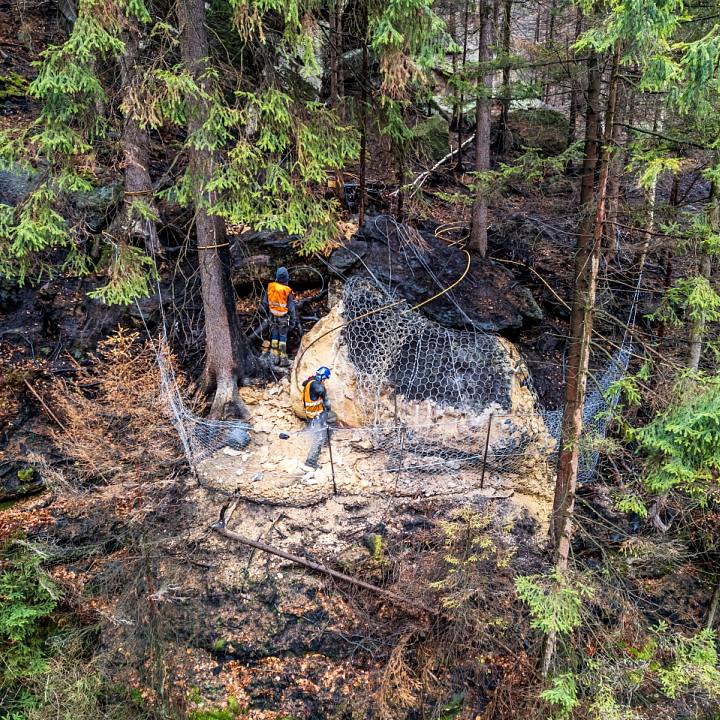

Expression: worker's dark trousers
xmin=305 ymin=412 xmax=329 ymax=468
xmin=270 ymin=314 xmax=290 ymax=358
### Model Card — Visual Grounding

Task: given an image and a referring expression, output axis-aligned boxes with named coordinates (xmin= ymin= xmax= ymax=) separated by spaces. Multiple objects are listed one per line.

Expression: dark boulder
xmin=0 ymin=165 xmax=33 ymax=206
xmin=0 ymin=463 xmax=44 ymax=502
xmin=330 ymin=215 xmax=542 ymax=334
xmin=488 ymin=213 xmax=563 ymax=266
xmin=229 ymin=230 xmax=325 ymax=288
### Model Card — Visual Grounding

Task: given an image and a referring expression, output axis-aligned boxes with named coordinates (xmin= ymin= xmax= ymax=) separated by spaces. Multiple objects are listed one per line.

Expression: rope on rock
xmin=146 ymin=214 xmax=642 ymax=489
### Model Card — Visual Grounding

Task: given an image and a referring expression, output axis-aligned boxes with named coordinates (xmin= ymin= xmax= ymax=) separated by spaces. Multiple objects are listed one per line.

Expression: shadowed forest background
xmin=2 ymin=0 xmax=720 ymax=717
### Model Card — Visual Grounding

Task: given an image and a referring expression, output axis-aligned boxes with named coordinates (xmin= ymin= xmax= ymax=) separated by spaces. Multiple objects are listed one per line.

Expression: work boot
xmin=279 ymin=353 xmax=290 ymax=367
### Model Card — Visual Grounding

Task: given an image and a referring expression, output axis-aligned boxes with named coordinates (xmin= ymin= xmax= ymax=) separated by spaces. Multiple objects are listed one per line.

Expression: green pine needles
xmin=634 ymin=374 xmax=720 ymax=499
xmin=1 ymin=0 xmax=363 ymax=301
xmin=0 ymin=542 xmax=59 ymax=716
xmin=518 ymin=567 xmax=720 ymax=718
xmin=515 ymin=571 xmax=593 ymax=636
xmin=0 ymin=0 xmax=155 ymax=302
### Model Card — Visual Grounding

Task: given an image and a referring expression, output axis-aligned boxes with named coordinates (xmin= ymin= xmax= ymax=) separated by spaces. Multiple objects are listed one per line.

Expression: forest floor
xmin=2 ymin=7 xmax=717 ymax=716
xmin=3 ymin=157 xmax=713 ymax=717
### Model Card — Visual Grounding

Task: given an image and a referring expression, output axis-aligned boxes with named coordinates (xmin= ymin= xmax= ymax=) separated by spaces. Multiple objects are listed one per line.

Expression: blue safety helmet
xmin=276 ymin=266 xmax=289 ymax=283
xmin=315 ymin=366 xmax=331 ymax=381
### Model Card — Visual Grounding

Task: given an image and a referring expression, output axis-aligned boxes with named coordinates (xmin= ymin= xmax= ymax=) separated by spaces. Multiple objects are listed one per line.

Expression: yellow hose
xmin=292 ymin=249 xmax=473 ymax=391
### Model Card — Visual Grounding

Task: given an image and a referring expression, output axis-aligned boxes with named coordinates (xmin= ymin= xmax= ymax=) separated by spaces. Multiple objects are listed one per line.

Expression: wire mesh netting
xmin=157 ymin=244 xmax=635 ymax=502
xmin=342 ymin=278 xmax=517 ymax=417
xmin=157 ymin=349 xmax=250 ymax=465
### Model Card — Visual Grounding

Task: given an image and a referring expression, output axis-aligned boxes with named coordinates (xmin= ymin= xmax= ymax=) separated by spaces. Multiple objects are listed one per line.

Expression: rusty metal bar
xmin=480 ymin=413 xmax=493 ymax=489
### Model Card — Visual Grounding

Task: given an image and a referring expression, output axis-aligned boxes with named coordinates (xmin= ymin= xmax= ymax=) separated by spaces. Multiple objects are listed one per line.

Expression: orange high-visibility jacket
xmin=267 ymin=281 xmax=292 ymax=316
xmin=303 ymin=379 xmax=325 ymax=418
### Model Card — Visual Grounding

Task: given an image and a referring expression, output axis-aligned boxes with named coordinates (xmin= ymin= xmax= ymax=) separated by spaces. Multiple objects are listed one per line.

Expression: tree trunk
xmin=468 ymin=0 xmax=493 ymax=256
xmin=543 ymin=0 xmax=557 ymax=104
xmin=110 ymin=14 xmax=160 ymax=255
xmin=334 ymin=0 xmax=344 ymax=119
xmin=547 ymin=0 xmax=556 ymax=45
xmin=543 ymin=49 xmax=610 ymax=678
xmin=689 ymin=178 xmax=717 ymax=370
xmin=689 ymin=253 xmax=714 ymax=370
xmin=449 ymin=6 xmax=459 ymax=128
xmin=358 ymin=41 xmax=369 ymax=227
xmin=707 ymin=573 xmax=720 ymax=629
xmin=566 ymin=8 xmax=582 ymax=150
xmin=552 ymin=49 xmax=608 ymax=548
xmin=496 ymin=0 xmax=512 ymax=154
xmin=604 ymin=80 xmax=628 ymax=258
xmin=178 ymin=0 xmax=250 ymax=419
xmin=633 ymin=103 xmax=664 ymax=273
xmin=456 ymin=0 xmax=471 ymax=172
xmin=658 ymin=176 xmax=680 ymax=339
xmin=329 ymin=0 xmax=339 ymax=111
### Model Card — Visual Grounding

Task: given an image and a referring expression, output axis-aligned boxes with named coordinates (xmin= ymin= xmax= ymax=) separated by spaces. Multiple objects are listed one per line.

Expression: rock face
xmin=290 ymin=303 xmax=364 ymax=426
xmin=0 ymin=165 xmax=32 ymax=206
xmin=329 ymin=215 xmax=542 ymax=333
xmin=281 ymin=294 xmax=556 ymax=525
xmin=289 ymin=301 xmax=544 ymax=428
xmin=289 ymin=296 xmax=553 ymax=443
xmin=411 ymin=115 xmax=450 ymax=163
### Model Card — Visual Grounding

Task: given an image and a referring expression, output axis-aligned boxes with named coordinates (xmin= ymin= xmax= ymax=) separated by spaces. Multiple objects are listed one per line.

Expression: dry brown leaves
xmin=0 ymin=494 xmax=54 ymax=539
xmin=48 ymin=328 xmax=185 ymax=485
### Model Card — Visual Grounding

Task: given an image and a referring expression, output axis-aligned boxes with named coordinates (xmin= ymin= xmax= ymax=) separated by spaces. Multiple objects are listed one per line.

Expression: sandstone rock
xmin=285 ymin=292 xmax=556 ymax=527
xmin=278 ymin=458 xmax=303 ymax=475
xmin=290 ymin=302 xmax=365 ymax=426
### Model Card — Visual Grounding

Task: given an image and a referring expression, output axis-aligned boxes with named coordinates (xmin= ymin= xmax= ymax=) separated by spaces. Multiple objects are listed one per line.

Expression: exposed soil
xmin=196 ymin=376 xmax=554 ymax=529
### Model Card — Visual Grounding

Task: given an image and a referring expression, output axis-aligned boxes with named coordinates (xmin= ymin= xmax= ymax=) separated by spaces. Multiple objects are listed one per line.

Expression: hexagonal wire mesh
xmin=157 ymin=217 xmax=636 ymax=493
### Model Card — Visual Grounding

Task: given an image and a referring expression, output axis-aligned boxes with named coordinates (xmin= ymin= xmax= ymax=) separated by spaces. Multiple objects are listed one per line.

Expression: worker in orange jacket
xmin=263 ymin=267 xmax=299 ymax=365
xmin=302 ymin=366 xmax=333 ymax=469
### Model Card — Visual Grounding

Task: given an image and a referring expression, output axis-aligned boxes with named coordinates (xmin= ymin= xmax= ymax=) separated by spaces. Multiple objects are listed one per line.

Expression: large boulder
xmin=411 ymin=115 xmax=450 ymax=164
xmin=290 ymin=303 xmax=364 ymax=426
xmin=287 ymin=294 xmax=556 ymax=523
xmin=229 ymin=230 xmax=327 ymax=289
xmin=0 ymin=165 xmax=33 ymax=206
xmin=290 ymin=293 xmax=553 ymax=444
xmin=506 ymin=108 xmax=569 ymax=156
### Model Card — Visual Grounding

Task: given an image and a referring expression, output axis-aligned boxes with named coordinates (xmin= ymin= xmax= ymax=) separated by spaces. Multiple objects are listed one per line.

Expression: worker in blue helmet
xmin=263 ymin=266 xmax=299 ymax=366
xmin=302 ymin=366 xmax=334 ymax=469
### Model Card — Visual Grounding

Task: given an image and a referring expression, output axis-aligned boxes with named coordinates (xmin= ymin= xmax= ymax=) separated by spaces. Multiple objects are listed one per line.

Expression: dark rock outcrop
xmin=329 ymin=215 xmax=543 ymax=334
xmin=0 ymin=165 xmax=33 ymax=206
xmin=230 ymin=231 xmax=325 ymax=289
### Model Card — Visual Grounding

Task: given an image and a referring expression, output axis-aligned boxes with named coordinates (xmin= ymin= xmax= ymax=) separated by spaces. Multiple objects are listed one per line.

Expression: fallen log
xmin=212 ymin=499 xmax=437 ymax=617
xmin=390 ymin=134 xmax=476 ymax=199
